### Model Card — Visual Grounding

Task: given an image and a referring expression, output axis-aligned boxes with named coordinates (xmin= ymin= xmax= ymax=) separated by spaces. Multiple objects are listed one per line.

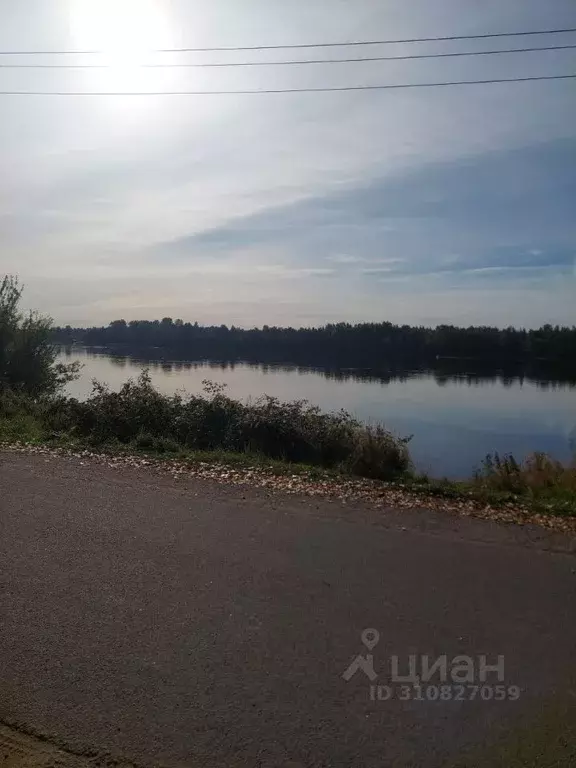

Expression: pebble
xmin=2 ymin=441 xmax=575 ymax=534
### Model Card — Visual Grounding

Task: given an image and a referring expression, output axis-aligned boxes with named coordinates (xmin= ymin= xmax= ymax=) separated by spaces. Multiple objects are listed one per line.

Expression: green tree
xmin=0 ymin=275 xmax=79 ymax=396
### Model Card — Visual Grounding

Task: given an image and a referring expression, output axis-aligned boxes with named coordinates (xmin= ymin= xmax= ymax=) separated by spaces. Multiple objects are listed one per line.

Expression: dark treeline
xmin=52 ymin=319 xmax=576 ymax=374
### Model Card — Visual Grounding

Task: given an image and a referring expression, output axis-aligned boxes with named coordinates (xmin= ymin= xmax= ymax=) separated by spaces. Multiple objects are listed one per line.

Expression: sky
xmin=0 ymin=0 xmax=575 ymax=329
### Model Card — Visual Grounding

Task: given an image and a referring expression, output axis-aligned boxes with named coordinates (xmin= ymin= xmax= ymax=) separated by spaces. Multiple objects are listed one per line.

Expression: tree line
xmin=52 ymin=318 xmax=576 ymax=373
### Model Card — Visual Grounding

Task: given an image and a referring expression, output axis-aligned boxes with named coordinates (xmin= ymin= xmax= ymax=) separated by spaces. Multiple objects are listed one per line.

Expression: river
xmin=57 ymin=346 xmax=576 ymax=479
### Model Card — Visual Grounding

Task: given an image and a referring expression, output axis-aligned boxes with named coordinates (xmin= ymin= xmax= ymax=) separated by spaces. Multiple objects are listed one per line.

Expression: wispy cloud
xmin=1 ymin=0 xmax=575 ymax=326
xmin=151 ymin=137 xmax=576 ymax=286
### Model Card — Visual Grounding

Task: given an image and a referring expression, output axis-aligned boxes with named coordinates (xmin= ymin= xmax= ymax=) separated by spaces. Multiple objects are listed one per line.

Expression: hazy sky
xmin=1 ymin=0 xmax=575 ymax=328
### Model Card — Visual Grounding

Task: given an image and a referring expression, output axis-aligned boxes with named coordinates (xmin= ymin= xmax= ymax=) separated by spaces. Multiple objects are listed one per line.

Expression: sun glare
xmin=69 ymin=0 xmax=174 ymax=90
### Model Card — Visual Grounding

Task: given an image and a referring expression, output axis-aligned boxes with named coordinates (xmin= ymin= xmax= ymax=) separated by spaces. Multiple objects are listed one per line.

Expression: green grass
xmin=0 ymin=412 xmax=44 ymax=443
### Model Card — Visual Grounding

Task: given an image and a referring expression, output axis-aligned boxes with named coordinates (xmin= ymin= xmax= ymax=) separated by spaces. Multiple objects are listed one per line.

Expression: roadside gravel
xmin=3 ymin=442 xmax=575 ymax=535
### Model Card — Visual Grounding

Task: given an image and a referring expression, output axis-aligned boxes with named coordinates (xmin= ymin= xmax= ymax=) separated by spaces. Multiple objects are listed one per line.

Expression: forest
xmin=52 ymin=319 xmax=576 ymax=374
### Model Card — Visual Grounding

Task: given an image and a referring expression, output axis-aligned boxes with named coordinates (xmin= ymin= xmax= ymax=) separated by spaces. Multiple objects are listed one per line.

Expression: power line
xmin=1 ymin=43 xmax=575 ymax=68
xmin=0 ymin=73 xmax=574 ymax=95
xmin=0 ymin=26 xmax=575 ymax=56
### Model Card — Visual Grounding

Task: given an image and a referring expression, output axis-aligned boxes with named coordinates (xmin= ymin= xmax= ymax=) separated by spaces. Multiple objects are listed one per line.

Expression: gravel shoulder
xmin=3 ymin=443 xmax=576 ymax=537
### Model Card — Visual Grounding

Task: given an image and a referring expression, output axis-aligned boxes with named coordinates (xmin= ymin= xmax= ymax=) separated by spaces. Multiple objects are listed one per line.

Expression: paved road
xmin=0 ymin=451 xmax=575 ymax=767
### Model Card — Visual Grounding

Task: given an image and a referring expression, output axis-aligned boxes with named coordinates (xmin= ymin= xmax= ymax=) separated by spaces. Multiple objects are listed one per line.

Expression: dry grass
xmin=469 ymin=451 xmax=576 ymax=517
xmin=474 ymin=452 xmax=576 ymax=494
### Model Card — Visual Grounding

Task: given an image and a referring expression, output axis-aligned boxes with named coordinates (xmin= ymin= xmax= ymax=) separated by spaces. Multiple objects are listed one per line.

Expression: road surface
xmin=0 ymin=451 xmax=575 ymax=767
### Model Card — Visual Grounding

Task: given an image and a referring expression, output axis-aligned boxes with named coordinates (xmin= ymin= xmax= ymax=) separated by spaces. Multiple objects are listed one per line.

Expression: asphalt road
xmin=0 ymin=451 xmax=575 ymax=767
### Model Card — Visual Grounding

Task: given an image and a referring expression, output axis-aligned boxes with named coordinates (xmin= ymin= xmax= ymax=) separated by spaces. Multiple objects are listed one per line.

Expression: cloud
xmin=1 ymin=0 xmax=575 ymax=326
xmin=326 ymin=254 xmax=363 ymax=264
xmin=152 ymin=137 xmax=576 ymax=283
xmin=362 ymin=268 xmax=394 ymax=275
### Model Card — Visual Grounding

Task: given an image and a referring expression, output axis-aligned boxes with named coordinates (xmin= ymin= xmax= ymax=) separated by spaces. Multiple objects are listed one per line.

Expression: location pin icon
xmin=361 ymin=628 xmax=380 ymax=650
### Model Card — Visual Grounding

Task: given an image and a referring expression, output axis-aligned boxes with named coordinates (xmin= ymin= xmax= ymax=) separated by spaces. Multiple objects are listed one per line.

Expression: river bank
xmin=56 ymin=345 xmax=576 ymax=479
xmin=1 ymin=372 xmax=575 ymax=525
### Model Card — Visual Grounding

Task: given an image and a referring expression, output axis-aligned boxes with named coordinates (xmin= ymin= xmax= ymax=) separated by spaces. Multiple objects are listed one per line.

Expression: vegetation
xmin=1 ymin=372 xmax=411 ymax=480
xmin=395 ymin=449 xmax=576 ymax=517
xmin=53 ymin=317 xmax=576 ymax=375
xmin=471 ymin=451 xmax=576 ymax=513
xmin=0 ymin=276 xmax=78 ymax=396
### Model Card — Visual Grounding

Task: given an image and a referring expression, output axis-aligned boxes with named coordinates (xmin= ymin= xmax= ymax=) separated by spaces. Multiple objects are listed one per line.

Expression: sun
xmin=68 ymin=0 xmax=174 ymax=89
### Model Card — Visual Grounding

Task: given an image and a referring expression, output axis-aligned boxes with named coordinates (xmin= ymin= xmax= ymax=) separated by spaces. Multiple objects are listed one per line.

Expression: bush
xmin=63 ymin=372 xmax=411 ymax=479
xmin=71 ymin=371 xmax=178 ymax=443
xmin=344 ymin=425 xmax=412 ymax=479
xmin=474 ymin=451 xmax=576 ymax=498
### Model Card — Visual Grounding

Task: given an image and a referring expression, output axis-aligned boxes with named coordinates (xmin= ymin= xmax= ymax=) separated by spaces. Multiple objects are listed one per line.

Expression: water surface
xmin=58 ymin=346 xmax=576 ymax=478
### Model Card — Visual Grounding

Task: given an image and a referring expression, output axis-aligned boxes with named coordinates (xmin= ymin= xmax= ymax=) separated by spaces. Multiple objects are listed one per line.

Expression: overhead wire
xmin=0 ymin=73 xmax=574 ymax=96
xmin=0 ymin=43 xmax=574 ymax=68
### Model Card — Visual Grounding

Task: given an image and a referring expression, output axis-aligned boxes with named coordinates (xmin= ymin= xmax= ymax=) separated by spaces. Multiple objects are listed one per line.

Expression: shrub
xmin=474 ymin=451 xmax=576 ymax=497
xmin=63 ymin=373 xmax=411 ymax=479
xmin=343 ymin=425 xmax=412 ymax=479
xmin=72 ymin=370 xmax=178 ymax=443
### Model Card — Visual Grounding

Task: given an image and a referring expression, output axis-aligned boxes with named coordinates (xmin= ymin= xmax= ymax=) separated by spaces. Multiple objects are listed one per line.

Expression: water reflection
xmin=58 ymin=345 xmax=576 ymax=391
